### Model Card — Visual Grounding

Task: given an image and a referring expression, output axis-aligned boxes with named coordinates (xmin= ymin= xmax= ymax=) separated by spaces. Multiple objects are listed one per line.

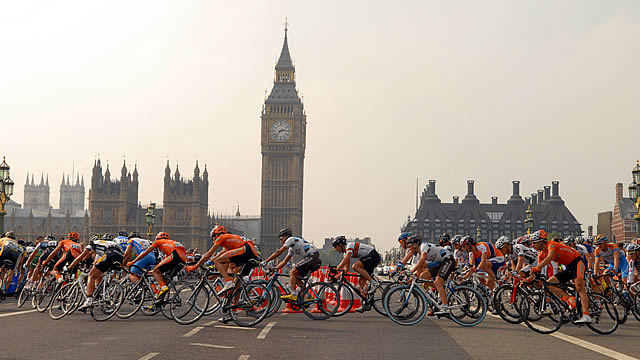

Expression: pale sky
xmin=2 ymin=1 xmax=639 ymax=252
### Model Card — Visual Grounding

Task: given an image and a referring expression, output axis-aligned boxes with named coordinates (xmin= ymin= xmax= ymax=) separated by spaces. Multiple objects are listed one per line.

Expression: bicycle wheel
xmin=608 ymin=289 xmax=628 ymax=325
xmin=91 ymin=281 xmax=124 ymax=321
xmin=171 ymin=282 xmax=210 ymax=325
xmin=140 ymin=283 xmax=161 ymax=316
xmin=520 ymin=293 xmax=564 ymax=334
xmin=372 ymin=281 xmax=393 ymax=317
xmin=586 ymin=293 xmax=619 ymax=335
xmin=632 ymin=291 xmax=640 ymax=322
xmin=250 ymin=280 xmax=280 ymax=318
xmin=332 ymin=283 xmax=354 ymax=317
xmin=493 ymin=285 xmax=524 ymax=324
xmin=301 ymin=282 xmax=340 ymax=320
xmin=17 ymin=287 xmax=30 ymax=308
xmin=229 ymin=283 xmax=271 ymax=327
xmin=447 ymin=285 xmax=487 ymax=327
xmin=49 ymin=283 xmax=76 ymax=320
xmin=158 ymin=283 xmax=175 ymax=320
xmin=383 ymin=284 xmax=427 ymax=326
xmin=36 ymin=279 xmax=56 ymax=313
xmin=117 ymin=282 xmax=146 ymax=319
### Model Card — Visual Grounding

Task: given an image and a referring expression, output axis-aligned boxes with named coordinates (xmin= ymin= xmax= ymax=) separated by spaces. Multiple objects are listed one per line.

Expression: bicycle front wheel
xmin=91 ymin=281 xmax=124 ymax=321
xmin=520 ymin=293 xmax=564 ymax=334
xmin=372 ymin=281 xmax=393 ymax=317
xmin=117 ymin=282 xmax=145 ymax=319
xmin=36 ymin=279 xmax=56 ymax=313
xmin=492 ymin=284 xmax=523 ymax=324
xmin=229 ymin=283 xmax=271 ymax=327
xmin=447 ymin=285 xmax=487 ymax=327
xmin=171 ymin=282 xmax=209 ymax=325
xmin=383 ymin=284 xmax=427 ymax=326
xmin=331 ymin=283 xmax=353 ymax=317
xmin=301 ymin=282 xmax=340 ymax=320
xmin=49 ymin=283 xmax=76 ymax=320
xmin=17 ymin=287 xmax=30 ymax=308
xmin=586 ymin=293 xmax=619 ymax=335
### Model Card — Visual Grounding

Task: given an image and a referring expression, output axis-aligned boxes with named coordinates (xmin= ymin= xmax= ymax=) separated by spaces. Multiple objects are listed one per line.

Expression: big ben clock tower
xmin=260 ymin=24 xmax=307 ymax=255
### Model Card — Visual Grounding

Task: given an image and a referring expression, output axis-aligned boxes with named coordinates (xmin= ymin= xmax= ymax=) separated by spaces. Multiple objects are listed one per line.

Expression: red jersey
xmin=537 ymin=241 xmax=580 ymax=266
xmin=151 ymin=239 xmax=187 ymax=260
xmin=214 ymin=234 xmax=246 ymax=251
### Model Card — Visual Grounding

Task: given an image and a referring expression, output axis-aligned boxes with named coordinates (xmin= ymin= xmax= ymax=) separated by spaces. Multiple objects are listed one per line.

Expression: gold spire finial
xmin=284 ymin=17 xmax=289 ymax=32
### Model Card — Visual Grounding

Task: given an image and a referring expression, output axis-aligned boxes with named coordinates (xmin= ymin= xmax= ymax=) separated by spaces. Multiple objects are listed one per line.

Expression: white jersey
xmin=284 ymin=236 xmax=318 ymax=257
xmin=575 ymin=244 xmax=589 ymax=259
xmin=419 ymin=242 xmax=452 ymax=263
xmin=86 ymin=240 xmax=122 ymax=256
xmin=454 ymin=249 xmax=469 ymax=264
xmin=511 ymin=244 xmax=539 ymax=266
xmin=345 ymin=242 xmax=375 ymax=259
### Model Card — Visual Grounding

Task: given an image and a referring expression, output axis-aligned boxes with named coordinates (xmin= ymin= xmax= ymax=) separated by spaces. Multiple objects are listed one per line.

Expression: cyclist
xmin=127 ymin=232 xmax=187 ymax=298
xmin=261 ymin=228 xmax=321 ymax=302
xmin=462 ymin=236 xmax=505 ymax=290
xmin=0 ymin=231 xmax=21 ymax=293
xmin=28 ymin=234 xmax=58 ymax=290
xmin=564 ymin=236 xmax=594 ymax=270
xmin=495 ymin=236 xmax=538 ymax=275
xmin=452 ymin=235 xmax=468 ymax=266
xmin=624 ymin=243 xmax=640 ymax=291
xmin=71 ymin=234 xmax=124 ymax=311
xmin=186 ymin=225 xmax=260 ymax=294
xmin=121 ymin=232 xmax=155 ymax=283
xmin=114 ymin=230 xmax=129 ymax=250
xmin=332 ymin=235 xmax=381 ymax=295
xmin=41 ymin=232 xmax=83 ymax=283
xmin=593 ymin=234 xmax=629 ymax=286
xmin=401 ymin=234 xmax=455 ymax=315
xmin=438 ymin=233 xmax=452 ymax=252
xmin=530 ymin=230 xmax=591 ymax=324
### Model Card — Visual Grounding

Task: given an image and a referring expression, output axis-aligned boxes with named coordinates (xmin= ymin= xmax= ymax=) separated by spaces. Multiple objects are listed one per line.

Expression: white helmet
xmin=495 ymin=236 xmax=511 ymax=249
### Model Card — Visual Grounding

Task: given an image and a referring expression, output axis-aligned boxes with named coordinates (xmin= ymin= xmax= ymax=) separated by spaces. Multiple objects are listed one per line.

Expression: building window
xmin=104 ymin=208 xmax=113 ymax=223
xmin=177 ymin=208 xmax=186 ymax=225
xmin=486 ymin=212 xmax=503 ymax=221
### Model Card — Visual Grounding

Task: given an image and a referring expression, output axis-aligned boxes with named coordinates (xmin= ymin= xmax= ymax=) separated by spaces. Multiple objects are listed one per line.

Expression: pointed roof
xmin=40 ymin=173 xmax=44 ymax=186
xmin=46 ymin=175 xmax=49 ymax=186
xmin=275 ymin=26 xmax=294 ymax=70
xmin=25 ymin=172 xmax=29 ymax=186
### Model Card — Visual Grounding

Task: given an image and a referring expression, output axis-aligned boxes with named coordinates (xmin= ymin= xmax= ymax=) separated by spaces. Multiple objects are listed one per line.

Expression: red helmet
xmin=210 ymin=225 xmax=227 ymax=237
xmin=156 ymin=231 xmax=170 ymax=240
xmin=68 ymin=232 xmax=80 ymax=241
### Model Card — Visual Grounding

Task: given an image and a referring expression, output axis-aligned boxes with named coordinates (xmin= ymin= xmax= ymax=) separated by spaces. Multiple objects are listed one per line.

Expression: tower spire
xmin=275 ymin=19 xmax=293 ymax=71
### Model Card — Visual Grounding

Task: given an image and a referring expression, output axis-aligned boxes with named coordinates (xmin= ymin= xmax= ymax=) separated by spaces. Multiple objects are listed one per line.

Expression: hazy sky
xmin=2 ymin=1 xmax=639 ymax=252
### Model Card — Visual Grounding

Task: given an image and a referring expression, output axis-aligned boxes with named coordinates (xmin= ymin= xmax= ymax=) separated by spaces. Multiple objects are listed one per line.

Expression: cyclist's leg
xmin=352 ymin=260 xmax=370 ymax=289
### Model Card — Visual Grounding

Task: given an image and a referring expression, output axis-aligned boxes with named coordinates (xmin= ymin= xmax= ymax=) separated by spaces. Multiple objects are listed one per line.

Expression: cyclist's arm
xmin=275 ymin=253 xmax=293 ymax=271
xmin=191 ymin=244 xmax=220 ymax=269
xmin=613 ymin=250 xmax=619 ymax=272
xmin=594 ymin=256 xmax=601 ymax=275
xmin=336 ymin=251 xmax=352 ymax=271
xmin=586 ymin=253 xmax=594 ymax=270
xmin=411 ymin=252 xmax=428 ymax=273
xmin=130 ymin=244 xmax=157 ymax=265
xmin=68 ymin=249 xmax=92 ymax=270
xmin=536 ymin=248 xmax=556 ymax=270
xmin=263 ymin=245 xmax=288 ymax=264
xmin=25 ymin=249 xmax=38 ymax=266
xmin=399 ymin=248 xmax=415 ymax=266
xmin=122 ymin=244 xmax=134 ymax=265
xmin=515 ymin=256 xmax=525 ymax=272
xmin=42 ymin=244 xmax=63 ymax=265
xmin=477 ymin=251 xmax=489 ymax=269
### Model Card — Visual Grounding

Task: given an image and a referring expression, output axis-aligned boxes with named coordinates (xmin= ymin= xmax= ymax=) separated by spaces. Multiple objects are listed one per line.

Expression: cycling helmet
xmin=575 ymin=236 xmax=584 ymax=244
xmin=68 ymin=232 xmax=80 ymax=242
xmin=451 ymin=235 xmax=463 ymax=245
xmin=530 ymin=230 xmax=547 ymax=243
xmin=332 ymin=236 xmax=347 ymax=248
xmin=118 ymin=230 xmax=129 ymax=237
xmin=3 ymin=231 xmax=16 ymax=239
xmin=278 ymin=228 xmax=292 ymax=238
xmin=210 ymin=225 xmax=227 ymax=238
xmin=156 ymin=231 xmax=170 ymax=240
xmin=438 ymin=233 xmax=451 ymax=246
xmin=102 ymin=233 xmax=113 ymax=241
xmin=44 ymin=234 xmax=56 ymax=241
xmin=563 ymin=236 xmax=575 ymax=245
xmin=18 ymin=240 xmax=26 ymax=246
xmin=398 ymin=232 xmax=412 ymax=241
xmin=407 ymin=235 xmax=423 ymax=245
xmin=461 ymin=235 xmax=475 ymax=246
xmin=594 ymin=234 xmax=608 ymax=244
xmin=90 ymin=234 xmax=100 ymax=242
xmin=516 ymin=235 xmax=531 ymax=245
xmin=625 ymin=243 xmax=640 ymax=252
xmin=128 ymin=231 xmax=140 ymax=239
xmin=495 ymin=236 xmax=511 ymax=249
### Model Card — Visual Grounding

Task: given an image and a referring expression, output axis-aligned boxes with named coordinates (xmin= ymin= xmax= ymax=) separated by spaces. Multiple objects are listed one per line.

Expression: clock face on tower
xmin=270 ymin=120 xmax=291 ymax=142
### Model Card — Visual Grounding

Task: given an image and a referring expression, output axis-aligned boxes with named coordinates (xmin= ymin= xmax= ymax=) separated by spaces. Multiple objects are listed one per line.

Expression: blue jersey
xmin=583 ymin=244 xmax=594 ymax=254
xmin=127 ymin=237 xmax=152 ymax=257
xmin=114 ymin=236 xmax=130 ymax=252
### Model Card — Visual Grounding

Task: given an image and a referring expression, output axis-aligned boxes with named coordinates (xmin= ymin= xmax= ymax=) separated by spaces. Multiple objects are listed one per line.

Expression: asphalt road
xmin=1 ymin=298 xmax=639 ymax=360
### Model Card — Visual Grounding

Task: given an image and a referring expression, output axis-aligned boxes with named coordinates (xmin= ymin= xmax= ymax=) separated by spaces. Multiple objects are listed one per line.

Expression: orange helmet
xmin=156 ymin=231 xmax=170 ymax=240
xmin=210 ymin=225 xmax=227 ymax=238
xmin=68 ymin=232 xmax=80 ymax=241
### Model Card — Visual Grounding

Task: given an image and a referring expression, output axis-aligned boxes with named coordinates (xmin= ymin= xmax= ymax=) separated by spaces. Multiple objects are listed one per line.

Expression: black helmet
xmin=18 ymin=239 xmax=26 ymax=246
xmin=118 ymin=231 xmax=129 ymax=238
xmin=438 ymin=233 xmax=451 ymax=246
xmin=332 ymin=236 xmax=347 ymax=248
xmin=102 ymin=233 xmax=113 ymax=241
xmin=129 ymin=231 xmax=140 ymax=239
xmin=4 ymin=231 xmax=16 ymax=239
xmin=278 ymin=228 xmax=292 ymax=238
xmin=407 ymin=235 xmax=423 ymax=245
xmin=44 ymin=234 xmax=56 ymax=241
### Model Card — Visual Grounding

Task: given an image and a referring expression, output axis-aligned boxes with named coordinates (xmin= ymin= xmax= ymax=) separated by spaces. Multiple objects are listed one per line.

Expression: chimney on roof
xmin=525 ymin=197 xmax=531 ymax=205
xmin=544 ymin=186 xmax=551 ymax=201
xmin=491 ymin=197 xmax=498 ymax=205
xmin=552 ymin=181 xmax=559 ymax=197
xmin=429 ymin=180 xmax=436 ymax=195
xmin=616 ymin=183 xmax=623 ymax=202
xmin=531 ymin=194 xmax=537 ymax=205
xmin=453 ymin=196 xmax=459 ymax=204
xmin=537 ymin=190 xmax=544 ymax=202
xmin=512 ymin=181 xmax=520 ymax=196
xmin=467 ymin=180 xmax=474 ymax=196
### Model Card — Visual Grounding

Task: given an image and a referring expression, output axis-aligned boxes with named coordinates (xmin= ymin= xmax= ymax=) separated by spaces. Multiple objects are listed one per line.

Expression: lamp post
xmin=524 ymin=205 xmax=534 ymax=235
xmin=476 ymin=225 xmax=482 ymax=241
xmin=145 ymin=202 xmax=156 ymax=239
xmin=632 ymin=161 xmax=640 ymax=237
xmin=0 ymin=157 xmax=14 ymax=234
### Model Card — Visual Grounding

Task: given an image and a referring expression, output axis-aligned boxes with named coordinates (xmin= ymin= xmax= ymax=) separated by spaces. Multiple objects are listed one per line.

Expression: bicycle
xmin=326 ymin=267 xmax=390 ymax=317
xmin=593 ymin=273 xmax=639 ymax=323
xmin=170 ymin=266 xmax=224 ymax=325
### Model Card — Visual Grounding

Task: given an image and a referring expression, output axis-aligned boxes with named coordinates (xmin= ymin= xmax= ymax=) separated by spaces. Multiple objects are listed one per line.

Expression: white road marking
xmin=489 ymin=315 xmax=638 ymax=360
xmin=214 ymin=325 xmax=256 ymax=330
xmin=202 ymin=320 xmax=218 ymax=326
xmin=190 ymin=343 xmax=235 ymax=349
xmin=257 ymin=321 xmax=276 ymax=339
xmin=183 ymin=326 xmax=204 ymax=337
xmin=238 ymin=356 xmax=250 ymax=360
xmin=0 ymin=309 xmax=37 ymax=318
xmin=138 ymin=353 xmax=160 ymax=360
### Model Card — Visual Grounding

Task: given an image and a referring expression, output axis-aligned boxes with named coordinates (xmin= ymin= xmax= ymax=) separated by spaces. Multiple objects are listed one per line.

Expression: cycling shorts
xmin=428 ymin=256 xmax=456 ymax=280
xmin=228 ymin=243 xmax=259 ymax=267
xmin=130 ymin=253 xmax=157 ymax=276
xmin=94 ymin=249 xmax=124 ymax=273
xmin=54 ymin=250 xmax=77 ymax=272
xmin=295 ymin=252 xmax=321 ymax=278
xmin=555 ymin=257 xmax=586 ymax=283
xmin=156 ymin=250 xmax=186 ymax=276
xmin=474 ymin=256 xmax=505 ymax=274
xmin=0 ymin=247 xmax=19 ymax=270
xmin=358 ymin=250 xmax=381 ymax=276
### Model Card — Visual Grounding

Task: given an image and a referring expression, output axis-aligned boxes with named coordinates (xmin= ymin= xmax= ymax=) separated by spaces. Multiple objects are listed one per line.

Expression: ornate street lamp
xmin=0 ymin=157 xmax=14 ymax=234
xmin=524 ymin=205 xmax=534 ymax=235
xmin=476 ymin=225 xmax=482 ymax=241
xmin=145 ymin=202 xmax=156 ymax=239
xmin=633 ymin=161 xmax=640 ymax=237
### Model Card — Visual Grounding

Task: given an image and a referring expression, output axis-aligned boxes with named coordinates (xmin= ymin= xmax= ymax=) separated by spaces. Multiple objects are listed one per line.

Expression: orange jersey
xmin=472 ymin=242 xmax=503 ymax=260
xmin=151 ymin=239 xmax=187 ymax=260
xmin=538 ymin=241 xmax=580 ymax=266
xmin=59 ymin=239 xmax=82 ymax=258
xmin=214 ymin=234 xmax=246 ymax=251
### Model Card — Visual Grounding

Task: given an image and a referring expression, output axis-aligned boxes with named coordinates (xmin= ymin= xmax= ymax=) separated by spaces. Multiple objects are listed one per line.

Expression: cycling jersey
xmin=594 ymin=244 xmax=628 ymax=265
xmin=127 ymin=237 xmax=152 ymax=257
xmin=454 ymin=249 xmax=469 ymax=265
xmin=419 ymin=242 xmax=452 ymax=263
xmin=284 ymin=236 xmax=318 ymax=257
xmin=59 ymin=239 xmax=82 ymax=258
xmin=510 ymin=244 xmax=539 ymax=266
xmin=0 ymin=237 xmax=19 ymax=256
xmin=627 ymin=258 xmax=640 ymax=284
xmin=150 ymin=239 xmax=187 ymax=260
xmin=537 ymin=241 xmax=580 ymax=266
xmin=86 ymin=240 xmax=123 ymax=256
xmin=575 ymin=244 xmax=590 ymax=259
xmin=114 ymin=236 xmax=130 ymax=252
xmin=214 ymin=234 xmax=246 ymax=251
xmin=345 ymin=241 xmax=375 ymax=259
xmin=582 ymin=244 xmax=594 ymax=254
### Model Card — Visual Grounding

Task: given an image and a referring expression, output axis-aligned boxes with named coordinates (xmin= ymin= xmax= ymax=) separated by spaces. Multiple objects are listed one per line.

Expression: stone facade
xmin=403 ymin=180 xmax=582 ymax=243
xmin=260 ymin=27 xmax=307 ymax=255
xmin=60 ymin=174 xmax=85 ymax=215
xmin=23 ymin=173 xmax=50 ymax=211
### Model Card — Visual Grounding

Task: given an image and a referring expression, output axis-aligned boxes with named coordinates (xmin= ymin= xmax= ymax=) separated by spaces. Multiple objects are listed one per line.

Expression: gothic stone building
xmin=599 ymin=162 xmax=640 ymax=243
xmin=403 ymin=179 xmax=582 ymax=243
xmin=260 ymin=26 xmax=307 ymax=255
